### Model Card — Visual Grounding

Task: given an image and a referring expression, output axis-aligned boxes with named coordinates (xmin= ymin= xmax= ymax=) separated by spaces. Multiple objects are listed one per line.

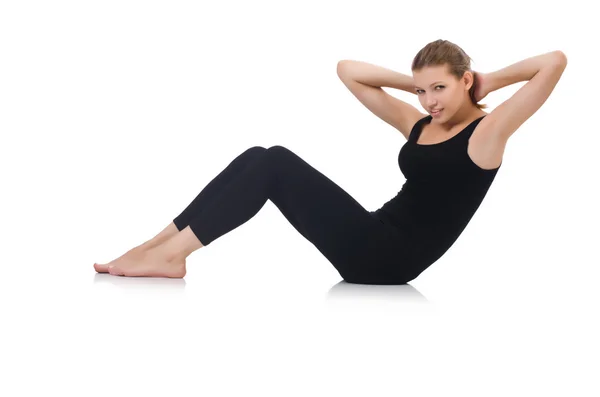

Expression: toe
xmin=108 ymin=265 xmax=122 ymax=276
xmin=94 ymin=263 xmax=109 ymax=273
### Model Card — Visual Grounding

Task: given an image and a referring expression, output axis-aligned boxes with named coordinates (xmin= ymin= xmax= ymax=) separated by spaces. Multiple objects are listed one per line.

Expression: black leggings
xmin=173 ymin=145 xmax=418 ymax=284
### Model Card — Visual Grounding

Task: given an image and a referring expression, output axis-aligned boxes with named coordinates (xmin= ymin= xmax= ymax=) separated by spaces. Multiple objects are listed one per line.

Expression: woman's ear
xmin=463 ymin=70 xmax=474 ymax=91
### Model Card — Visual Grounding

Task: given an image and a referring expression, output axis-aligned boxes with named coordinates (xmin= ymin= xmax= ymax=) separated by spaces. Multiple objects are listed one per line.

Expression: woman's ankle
xmin=142 ymin=223 xmax=180 ymax=248
xmin=141 ymin=238 xmax=167 ymax=251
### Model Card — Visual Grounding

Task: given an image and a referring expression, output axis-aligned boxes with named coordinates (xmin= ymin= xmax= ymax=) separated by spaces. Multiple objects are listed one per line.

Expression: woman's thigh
xmin=265 ymin=145 xmax=415 ymax=284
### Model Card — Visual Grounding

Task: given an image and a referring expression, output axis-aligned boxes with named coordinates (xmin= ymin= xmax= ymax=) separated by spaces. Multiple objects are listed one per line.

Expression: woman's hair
xmin=411 ymin=39 xmax=488 ymax=110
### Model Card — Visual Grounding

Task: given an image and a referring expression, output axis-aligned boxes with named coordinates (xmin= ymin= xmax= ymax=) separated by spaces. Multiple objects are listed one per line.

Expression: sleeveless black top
xmin=374 ymin=114 xmax=502 ymax=267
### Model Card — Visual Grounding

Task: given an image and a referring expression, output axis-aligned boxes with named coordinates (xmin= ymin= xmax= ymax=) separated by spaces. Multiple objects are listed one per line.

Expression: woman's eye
xmin=416 ymin=86 xmax=444 ymax=94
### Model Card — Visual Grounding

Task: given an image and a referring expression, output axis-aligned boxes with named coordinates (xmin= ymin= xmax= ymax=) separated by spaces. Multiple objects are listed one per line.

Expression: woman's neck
xmin=434 ymin=105 xmax=486 ymax=132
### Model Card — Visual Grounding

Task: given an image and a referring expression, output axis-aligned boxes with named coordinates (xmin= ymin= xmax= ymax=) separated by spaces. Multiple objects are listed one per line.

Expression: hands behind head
xmin=471 ymin=71 xmax=489 ymax=103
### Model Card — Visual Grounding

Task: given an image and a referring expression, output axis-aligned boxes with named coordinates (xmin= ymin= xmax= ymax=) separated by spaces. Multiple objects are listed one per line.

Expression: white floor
xmin=2 ymin=208 xmax=598 ymax=396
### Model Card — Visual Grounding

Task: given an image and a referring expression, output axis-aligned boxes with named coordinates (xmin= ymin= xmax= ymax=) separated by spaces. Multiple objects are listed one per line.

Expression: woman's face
xmin=413 ymin=64 xmax=469 ymax=121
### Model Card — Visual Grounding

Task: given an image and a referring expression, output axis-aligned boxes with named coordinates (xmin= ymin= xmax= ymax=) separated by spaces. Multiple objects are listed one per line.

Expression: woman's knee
xmin=265 ymin=145 xmax=304 ymax=166
xmin=266 ymin=145 xmax=291 ymax=155
xmin=236 ymin=146 xmax=268 ymax=163
xmin=247 ymin=146 xmax=268 ymax=155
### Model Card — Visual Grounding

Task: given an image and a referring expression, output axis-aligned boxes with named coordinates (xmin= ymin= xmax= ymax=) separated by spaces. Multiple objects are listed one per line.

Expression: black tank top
xmin=374 ymin=114 xmax=502 ymax=267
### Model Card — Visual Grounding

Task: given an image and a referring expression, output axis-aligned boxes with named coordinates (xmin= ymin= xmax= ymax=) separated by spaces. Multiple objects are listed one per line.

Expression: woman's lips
xmin=431 ymin=109 xmax=443 ymax=117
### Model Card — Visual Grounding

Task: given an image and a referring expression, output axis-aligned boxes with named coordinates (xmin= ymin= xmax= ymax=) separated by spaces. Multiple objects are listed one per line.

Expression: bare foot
xmin=94 ymin=246 xmax=147 ymax=274
xmin=107 ymin=248 xmax=187 ymax=278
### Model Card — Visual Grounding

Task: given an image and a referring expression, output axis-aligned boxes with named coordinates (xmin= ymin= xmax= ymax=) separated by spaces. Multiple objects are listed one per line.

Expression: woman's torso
xmin=374 ymin=114 xmax=502 ymax=267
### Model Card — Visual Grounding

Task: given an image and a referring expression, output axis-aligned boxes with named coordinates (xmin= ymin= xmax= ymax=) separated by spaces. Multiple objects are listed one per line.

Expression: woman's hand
xmin=472 ymin=71 xmax=490 ymax=102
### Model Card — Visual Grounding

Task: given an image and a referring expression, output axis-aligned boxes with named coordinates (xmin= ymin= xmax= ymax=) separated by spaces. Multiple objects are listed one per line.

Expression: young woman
xmin=94 ymin=39 xmax=568 ymax=284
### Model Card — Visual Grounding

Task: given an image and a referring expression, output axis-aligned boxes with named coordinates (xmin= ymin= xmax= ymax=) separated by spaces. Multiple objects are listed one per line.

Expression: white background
xmin=1 ymin=0 xmax=598 ymax=395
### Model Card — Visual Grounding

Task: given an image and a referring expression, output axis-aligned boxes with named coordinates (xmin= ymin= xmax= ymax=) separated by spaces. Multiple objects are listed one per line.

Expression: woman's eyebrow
xmin=413 ymin=81 xmax=444 ymax=89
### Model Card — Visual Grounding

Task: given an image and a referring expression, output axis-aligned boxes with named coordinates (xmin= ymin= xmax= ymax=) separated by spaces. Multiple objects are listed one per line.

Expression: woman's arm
xmin=479 ymin=50 xmax=567 ymax=142
xmin=486 ymin=50 xmax=567 ymax=94
xmin=337 ymin=60 xmax=416 ymax=94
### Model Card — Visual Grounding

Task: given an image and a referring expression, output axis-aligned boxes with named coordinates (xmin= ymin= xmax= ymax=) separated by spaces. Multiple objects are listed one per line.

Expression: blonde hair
xmin=412 ymin=39 xmax=488 ymax=110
